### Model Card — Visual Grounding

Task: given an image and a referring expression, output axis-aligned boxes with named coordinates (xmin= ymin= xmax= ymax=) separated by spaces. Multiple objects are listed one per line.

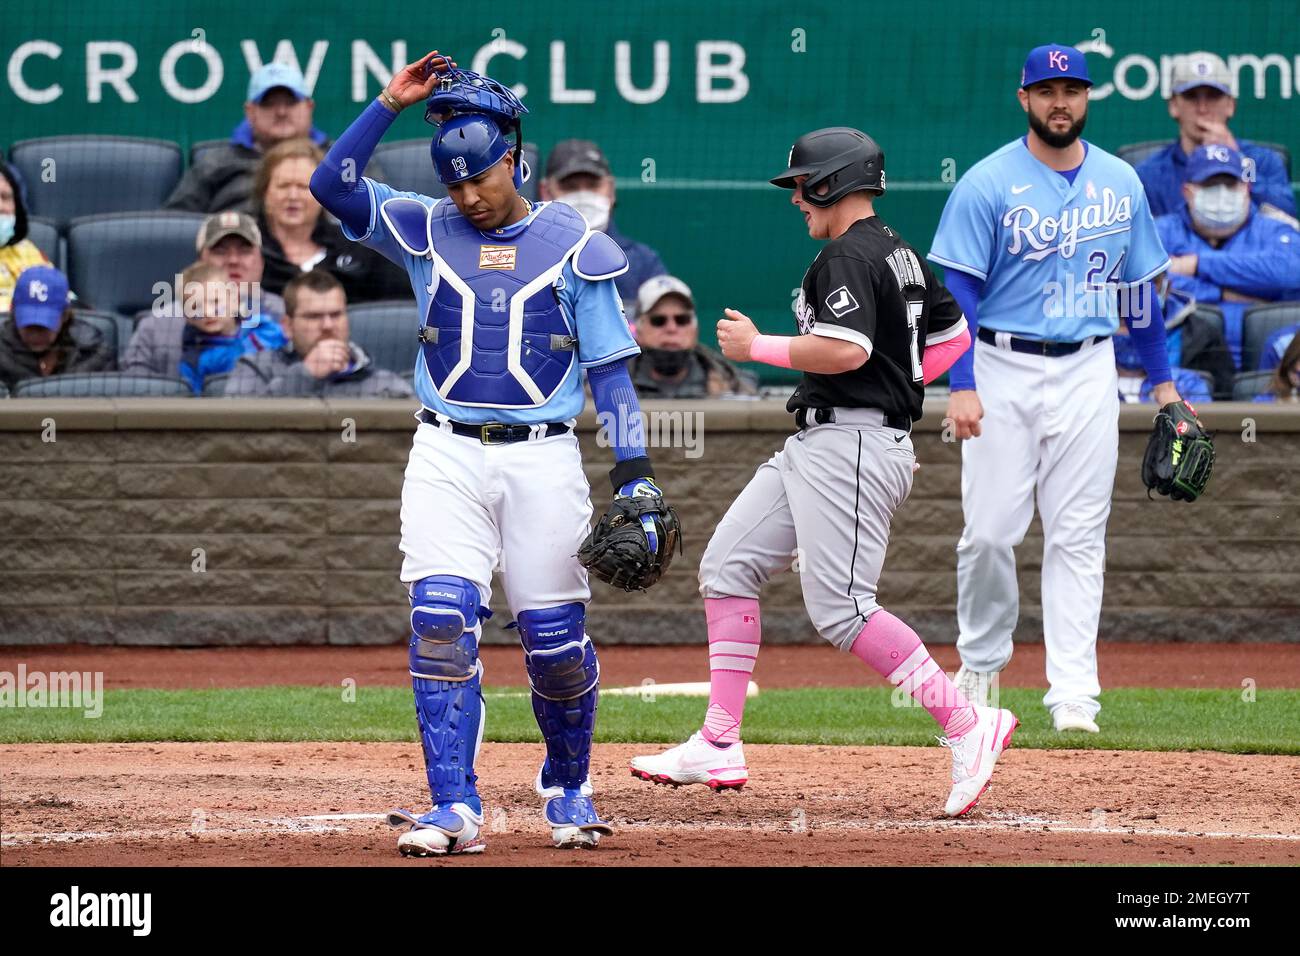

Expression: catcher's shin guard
xmin=516 ymin=603 xmax=599 ymax=790
xmin=409 ymin=575 xmax=489 ymax=805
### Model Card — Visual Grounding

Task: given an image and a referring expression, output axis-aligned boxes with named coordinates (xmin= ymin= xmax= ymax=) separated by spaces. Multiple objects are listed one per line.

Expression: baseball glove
xmin=578 ymin=479 xmax=682 ymax=591
xmin=1141 ymin=400 xmax=1215 ymax=502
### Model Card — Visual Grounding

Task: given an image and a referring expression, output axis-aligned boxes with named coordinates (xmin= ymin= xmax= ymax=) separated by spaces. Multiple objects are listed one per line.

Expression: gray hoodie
xmin=225 ymin=341 xmax=415 ymax=398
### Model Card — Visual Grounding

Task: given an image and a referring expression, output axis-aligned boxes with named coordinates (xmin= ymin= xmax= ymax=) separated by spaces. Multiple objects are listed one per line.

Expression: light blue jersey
xmin=929 ymin=139 xmax=1169 ymax=341
xmin=343 ymin=178 xmax=638 ymax=424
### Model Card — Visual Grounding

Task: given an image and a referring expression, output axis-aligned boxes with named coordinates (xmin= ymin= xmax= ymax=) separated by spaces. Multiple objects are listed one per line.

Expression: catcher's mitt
xmin=578 ymin=480 xmax=682 ymax=591
xmin=1141 ymin=400 xmax=1215 ymax=502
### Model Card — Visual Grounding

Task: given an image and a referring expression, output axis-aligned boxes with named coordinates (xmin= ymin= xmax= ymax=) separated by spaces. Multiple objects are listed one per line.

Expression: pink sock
xmin=849 ymin=609 xmax=978 ymax=739
xmin=700 ymin=597 xmax=760 ymax=744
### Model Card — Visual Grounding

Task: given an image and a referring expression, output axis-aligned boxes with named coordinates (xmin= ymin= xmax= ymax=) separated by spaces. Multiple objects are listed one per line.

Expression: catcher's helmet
xmin=425 ymin=66 xmax=530 ymax=189
xmin=770 ymin=127 xmax=885 ymax=208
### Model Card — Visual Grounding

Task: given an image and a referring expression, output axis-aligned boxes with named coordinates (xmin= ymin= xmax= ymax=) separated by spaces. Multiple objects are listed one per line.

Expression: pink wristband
xmin=750 ymin=334 xmax=794 ymax=369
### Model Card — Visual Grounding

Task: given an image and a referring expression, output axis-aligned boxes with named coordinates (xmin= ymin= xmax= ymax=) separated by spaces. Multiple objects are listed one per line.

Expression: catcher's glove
xmin=1141 ymin=400 xmax=1215 ymax=502
xmin=578 ymin=478 xmax=682 ymax=591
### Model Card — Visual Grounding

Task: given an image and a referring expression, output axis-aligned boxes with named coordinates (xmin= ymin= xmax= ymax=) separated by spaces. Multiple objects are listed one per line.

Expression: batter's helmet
xmin=769 ymin=127 xmax=885 ymax=208
xmin=425 ymin=66 xmax=530 ymax=188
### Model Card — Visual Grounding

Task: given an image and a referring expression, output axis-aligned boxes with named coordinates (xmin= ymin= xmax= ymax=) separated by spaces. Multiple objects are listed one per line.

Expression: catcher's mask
xmin=770 ymin=127 xmax=886 ymax=209
xmin=425 ymin=66 xmax=530 ymax=189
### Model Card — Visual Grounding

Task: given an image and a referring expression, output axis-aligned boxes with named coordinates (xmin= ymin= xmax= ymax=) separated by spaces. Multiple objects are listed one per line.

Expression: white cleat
xmin=1053 ymin=702 xmax=1100 ymax=734
xmin=941 ymin=705 xmax=1018 ymax=818
xmin=390 ymin=803 xmax=486 ymax=857
xmin=630 ymin=731 xmax=748 ymax=791
xmin=953 ymin=666 xmax=998 ymax=708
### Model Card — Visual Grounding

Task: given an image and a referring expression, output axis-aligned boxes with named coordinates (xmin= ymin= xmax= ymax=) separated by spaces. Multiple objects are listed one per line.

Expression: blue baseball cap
xmin=247 ymin=62 xmax=309 ymax=104
xmin=1021 ymin=44 xmax=1092 ymax=89
xmin=12 ymin=265 xmax=69 ymax=330
xmin=1185 ymin=144 xmax=1249 ymax=184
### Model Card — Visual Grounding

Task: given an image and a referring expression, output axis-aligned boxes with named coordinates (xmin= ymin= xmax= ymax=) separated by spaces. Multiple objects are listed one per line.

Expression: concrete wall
xmin=1 ymin=398 xmax=1297 ymax=646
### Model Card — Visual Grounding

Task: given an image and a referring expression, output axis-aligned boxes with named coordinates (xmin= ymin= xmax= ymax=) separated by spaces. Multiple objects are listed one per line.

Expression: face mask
xmin=559 ymin=190 xmax=610 ymax=232
xmin=1191 ymin=184 xmax=1249 ymax=232
xmin=0 ymin=214 xmax=15 ymax=246
xmin=1112 ymin=334 xmax=1145 ymax=371
xmin=643 ymin=346 xmax=692 ymax=377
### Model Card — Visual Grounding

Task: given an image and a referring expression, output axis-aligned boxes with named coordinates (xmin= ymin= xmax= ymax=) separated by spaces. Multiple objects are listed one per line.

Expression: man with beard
xmin=928 ymin=44 xmax=1195 ymax=734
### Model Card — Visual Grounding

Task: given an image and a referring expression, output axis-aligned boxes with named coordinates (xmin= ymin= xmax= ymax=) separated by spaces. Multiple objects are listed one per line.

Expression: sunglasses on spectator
xmin=645 ymin=312 xmax=695 ymax=328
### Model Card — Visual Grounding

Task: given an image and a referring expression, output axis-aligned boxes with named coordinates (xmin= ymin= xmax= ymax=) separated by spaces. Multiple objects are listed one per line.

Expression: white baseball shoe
xmin=389 ymin=803 xmax=486 ymax=857
xmin=630 ymin=731 xmax=748 ymax=791
xmin=1053 ymin=703 xmax=1100 ymax=734
xmin=941 ymin=705 xmax=1019 ymax=817
xmin=534 ymin=768 xmax=614 ymax=849
xmin=954 ymin=666 xmax=998 ymax=707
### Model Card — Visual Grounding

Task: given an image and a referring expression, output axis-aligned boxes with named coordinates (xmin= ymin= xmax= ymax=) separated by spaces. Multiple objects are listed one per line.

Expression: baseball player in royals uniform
xmin=632 ymin=128 xmax=1020 ymax=819
xmin=310 ymin=52 xmax=677 ymax=855
xmin=929 ymin=45 xmax=1186 ymax=733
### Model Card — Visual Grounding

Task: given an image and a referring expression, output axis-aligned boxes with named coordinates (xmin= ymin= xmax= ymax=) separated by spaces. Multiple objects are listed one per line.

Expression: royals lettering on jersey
xmin=341 ymin=178 xmax=638 ymax=424
xmin=789 ymin=216 xmax=966 ymax=423
xmin=928 ymin=139 xmax=1169 ymax=342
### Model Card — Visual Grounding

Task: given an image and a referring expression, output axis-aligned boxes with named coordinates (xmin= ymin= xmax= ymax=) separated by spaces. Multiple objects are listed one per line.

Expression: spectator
xmin=540 ymin=139 xmax=667 ymax=313
xmin=1136 ymin=52 xmax=1296 ymax=223
xmin=253 ymin=138 xmax=410 ymax=303
xmin=123 ymin=261 xmax=284 ymax=393
xmin=1154 ymin=145 xmax=1300 ymax=368
xmin=226 ymin=270 xmax=414 ymax=398
xmin=1159 ymin=287 xmax=1237 ymax=399
xmin=1258 ymin=323 xmax=1298 ymax=373
xmin=627 ymin=275 xmax=758 ymax=399
xmin=0 ymin=266 xmax=114 ymax=389
xmin=1258 ymin=335 xmax=1300 ymax=402
xmin=195 ymin=211 xmax=285 ymax=322
xmin=164 ymin=62 xmax=383 ymax=214
xmin=1113 ymin=312 xmax=1211 ymax=405
xmin=0 ymin=162 xmax=53 ymax=315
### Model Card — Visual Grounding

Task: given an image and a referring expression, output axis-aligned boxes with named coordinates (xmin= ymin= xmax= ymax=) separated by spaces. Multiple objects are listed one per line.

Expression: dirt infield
xmin=2 ymin=641 xmax=1295 ymax=691
xmin=3 ymin=742 xmax=1297 ymax=866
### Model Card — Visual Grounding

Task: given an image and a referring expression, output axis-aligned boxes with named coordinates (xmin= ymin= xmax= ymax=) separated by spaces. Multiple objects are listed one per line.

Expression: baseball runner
xmin=310 ymin=52 xmax=680 ymax=856
xmin=632 ymin=128 xmax=1020 ymax=818
xmin=928 ymin=44 xmax=1213 ymax=733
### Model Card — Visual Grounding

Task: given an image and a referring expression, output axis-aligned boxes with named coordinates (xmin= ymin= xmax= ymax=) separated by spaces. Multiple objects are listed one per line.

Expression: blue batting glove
xmin=617 ymin=478 xmax=664 ymax=555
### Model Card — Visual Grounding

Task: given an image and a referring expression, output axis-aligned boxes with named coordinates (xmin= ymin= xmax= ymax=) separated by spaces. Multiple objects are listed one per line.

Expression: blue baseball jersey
xmin=343 ymin=178 xmax=638 ymax=424
xmin=929 ymin=139 xmax=1170 ymax=342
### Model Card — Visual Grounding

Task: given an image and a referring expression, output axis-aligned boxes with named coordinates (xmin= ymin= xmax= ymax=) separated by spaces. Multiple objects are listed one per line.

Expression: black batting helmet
xmin=769 ymin=127 xmax=885 ymax=208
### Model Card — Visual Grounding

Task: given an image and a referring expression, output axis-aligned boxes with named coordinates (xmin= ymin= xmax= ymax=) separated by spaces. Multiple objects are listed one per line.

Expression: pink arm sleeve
xmin=921 ymin=326 xmax=972 ymax=385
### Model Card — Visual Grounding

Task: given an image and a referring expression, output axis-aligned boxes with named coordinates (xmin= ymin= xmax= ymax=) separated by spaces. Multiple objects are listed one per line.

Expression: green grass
xmin=1 ymin=686 xmax=1297 ymax=754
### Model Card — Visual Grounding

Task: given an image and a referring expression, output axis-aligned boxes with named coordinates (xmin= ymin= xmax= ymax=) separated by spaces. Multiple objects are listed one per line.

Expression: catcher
xmin=310 ymin=51 xmax=678 ymax=856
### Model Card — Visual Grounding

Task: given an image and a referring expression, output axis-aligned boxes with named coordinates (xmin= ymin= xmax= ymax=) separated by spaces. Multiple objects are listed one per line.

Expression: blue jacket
xmin=1120 ymin=366 xmax=1213 ymax=404
xmin=605 ymin=218 xmax=667 ymax=314
xmin=1156 ymin=207 xmax=1300 ymax=367
xmin=1137 ymin=139 xmax=1296 ymax=219
xmin=1258 ymin=324 xmax=1299 ymax=372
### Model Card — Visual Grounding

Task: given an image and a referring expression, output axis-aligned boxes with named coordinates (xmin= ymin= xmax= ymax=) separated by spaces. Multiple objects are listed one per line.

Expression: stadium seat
xmin=189 ymin=139 xmax=227 ymax=166
xmin=25 ymin=216 xmax=63 ymax=271
xmin=370 ymin=141 xmax=540 ymax=202
xmin=202 ymin=373 xmax=231 ymax=397
xmin=1117 ymin=140 xmax=1171 ymax=168
xmin=1189 ymin=302 xmax=1224 ymax=339
xmin=1232 ymin=370 xmax=1275 ymax=401
xmin=1255 ymin=141 xmax=1292 ymax=179
xmin=10 ymin=372 xmax=191 ymax=398
xmin=1242 ymin=302 xmax=1300 ymax=371
xmin=347 ymin=299 xmax=419 ymax=375
xmin=66 ymin=212 xmax=207 ymax=317
xmin=0 ymin=380 xmax=9 ymax=398
xmin=9 ymin=136 xmax=183 ymax=226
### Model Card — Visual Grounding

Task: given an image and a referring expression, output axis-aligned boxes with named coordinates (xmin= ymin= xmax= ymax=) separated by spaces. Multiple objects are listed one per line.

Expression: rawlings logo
xmin=478 ymin=245 xmax=517 ymax=270
xmin=1004 ymin=187 xmax=1134 ymax=262
xmin=1176 ymin=420 xmax=1190 ymax=435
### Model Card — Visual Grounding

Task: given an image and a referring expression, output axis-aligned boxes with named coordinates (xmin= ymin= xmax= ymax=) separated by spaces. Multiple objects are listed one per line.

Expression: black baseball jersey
xmin=787 ymin=216 xmax=966 ymax=422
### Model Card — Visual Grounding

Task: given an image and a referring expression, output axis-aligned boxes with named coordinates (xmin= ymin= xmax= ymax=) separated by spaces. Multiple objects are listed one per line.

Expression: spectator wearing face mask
xmin=627 ymin=275 xmax=758 ymax=399
xmin=0 ymin=162 xmax=53 ymax=315
xmin=540 ymin=139 xmax=667 ymax=314
xmin=1154 ymin=144 xmax=1300 ymax=368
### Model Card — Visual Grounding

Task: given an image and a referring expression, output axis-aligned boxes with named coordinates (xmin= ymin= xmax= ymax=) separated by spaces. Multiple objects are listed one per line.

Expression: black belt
xmin=977 ymin=326 xmax=1109 ymax=357
xmin=417 ymin=408 xmax=571 ymax=444
xmin=794 ymin=406 xmax=912 ymax=433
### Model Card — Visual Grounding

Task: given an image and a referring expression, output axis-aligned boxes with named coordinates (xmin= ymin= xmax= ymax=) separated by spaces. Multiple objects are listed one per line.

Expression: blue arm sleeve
xmin=1122 ymin=281 xmax=1172 ymax=387
xmin=309 ymin=99 xmax=398 ymax=237
xmin=944 ymin=269 xmax=984 ymax=391
xmin=587 ymin=360 xmax=647 ymax=464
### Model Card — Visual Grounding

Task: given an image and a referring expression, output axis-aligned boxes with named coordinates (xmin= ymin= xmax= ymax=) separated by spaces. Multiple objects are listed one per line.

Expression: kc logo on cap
xmin=28 ymin=280 xmax=49 ymax=302
xmin=1048 ymin=50 xmax=1069 ymax=71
